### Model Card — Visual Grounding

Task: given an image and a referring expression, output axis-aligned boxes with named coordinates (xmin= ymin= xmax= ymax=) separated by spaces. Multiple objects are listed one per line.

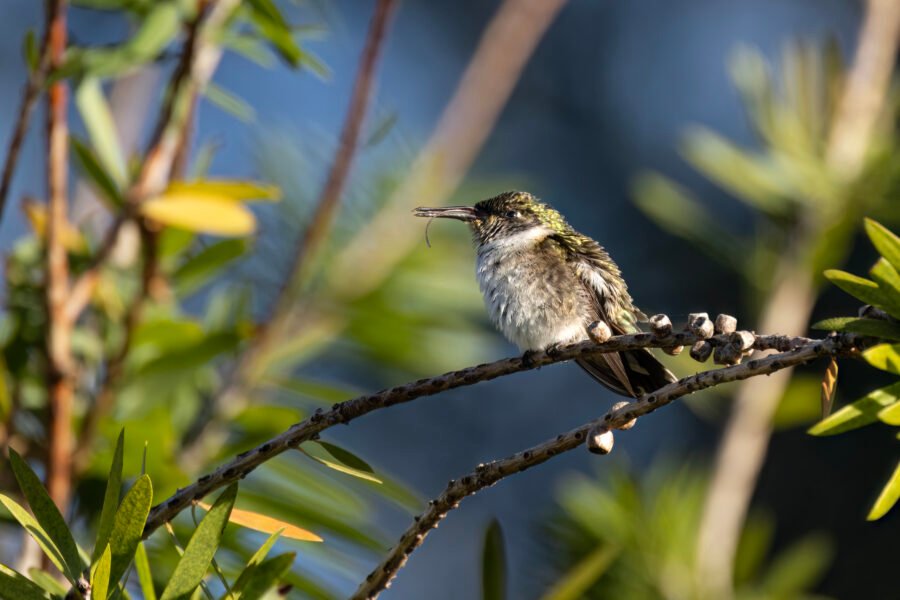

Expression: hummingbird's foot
xmin=545 ymin=342 xmax=564 ymax=357
xmin=521 ymin=349 xmax=540 ymax=368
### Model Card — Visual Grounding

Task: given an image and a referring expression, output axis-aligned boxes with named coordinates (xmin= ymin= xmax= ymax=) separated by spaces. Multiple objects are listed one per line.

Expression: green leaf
xmin=299 ymin=444 xmax=382 ymax=484
xmin=870 ymin=258 xmax=900 ymax=318
xmin=867 ymin=460 xmax=900 ymax=520
xmin=811 ymin=317 xmax=900 ymax=340
xmin=0 ymin=564 xmax=50 ymax=600
xmin=233 ymin=553 xmax=295 ymax=600
xmin=173 ymin=239 xmax=248 ymax=296
xmin=159 ymin=483 xmax=237 ymax=600
xmin=0 ymin=494 xmax=70 ymax=579
xmin=865 ymin=218 xmax=900 ymax=273
xmin=75 ymin=78 xmax=127 ymax=187
xmin=823 ymin=269 xmax=900 ymax=318
xmin=481 ymin=520 xmax=506 ymax=600
xmin=94 ymin=429 xmax=125 ymax=562
xmin=8 ymin=449 xmax=85 ymax=580
xmin=862 ymin=343 xmax=900 ymax=374
xmin=91 ymin=545 xmax=112 ymax=600
xmin=22 ymin=30 xmax=39 ymax=73
xmin=107 ymin=474 xmax=153 ymax=587
xmin=71 ymin=136 xmax=124 ymax=208
xmin=203 ymin=82 xmax=255 ymax=122
xmin=315 ymin=441 xmax=375 ymax=474
xmin=248 ymin=10 xmax=302 ymax=68
xmin=808 ymin=382 xmax=900 ymax=436
xmin=134 ymin=543 xmax=156 ymax=600
xmin=539 ymin=546 xmax=619 ymax=600
xmin=26 ymin=570 xmax=66 ymax=597
xmin=877 ymin=400 xmax=900 ymax=426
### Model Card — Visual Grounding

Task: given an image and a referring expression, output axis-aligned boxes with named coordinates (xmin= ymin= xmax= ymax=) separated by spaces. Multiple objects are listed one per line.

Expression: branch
xmin=142 ymin=323 xmax=847 ymax=537
xmin=44 ymin=0 xmax=73 ymax=512
xmin=352 ymin=332 xmax=859 ymax=599
xmin=65 ymin=0 xmax=239 ymax=321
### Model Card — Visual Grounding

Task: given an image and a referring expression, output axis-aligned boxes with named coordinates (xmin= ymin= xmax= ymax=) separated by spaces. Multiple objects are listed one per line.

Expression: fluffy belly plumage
xmin=476 ymin=248 xmax=589 ymax=351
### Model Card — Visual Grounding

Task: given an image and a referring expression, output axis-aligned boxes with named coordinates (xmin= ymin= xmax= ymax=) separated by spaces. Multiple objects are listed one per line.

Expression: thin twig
xmin=142 ymin=327 xmax=848 ymax=538
xmin=44 ymin=0 xmax=72 ymax=512
xmin=352 ymin=333 xmax=858 ymax=599
xmin=0 ymin=41 xmax=51 ymax=225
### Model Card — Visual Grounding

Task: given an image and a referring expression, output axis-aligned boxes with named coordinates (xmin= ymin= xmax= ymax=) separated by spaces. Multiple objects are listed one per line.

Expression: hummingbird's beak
xmin=413 ymin=206 xmax=479 ymax=222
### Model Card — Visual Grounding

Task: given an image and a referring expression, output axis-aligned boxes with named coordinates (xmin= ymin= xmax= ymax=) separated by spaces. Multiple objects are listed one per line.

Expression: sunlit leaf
xmin=865 ymin=218 xmax=900 ymax=272
xmin=204 ymin=82 xmax=255 ymax=122
xmin=134 ymin=543 xmax=156 ymax=600
xmin=165 ymin=180 xmax=280 ymax=202
xmin=0 ymin=494 xmax=70 ymax=580
xmin=0 ymin=564 xmax=49 ymax=600
xmin=23 ymin=201 xmax=88 ymax=253
xmin=8 ymin=449 xmax=85 ymax=581
xmin=877 ymin=400 xmax=900 ymax=426
xmin=867 ymin=460 xmax=900 ymax=520
xmin=159 ymin=484 xmax=237 ymax=600
xmin=25 ymin=570 xmax=65 ymax=598
xmin=107 ymin=474 xmax=152 ymax=586
xmin=808 ymin=382 xmax=900 ymax=436
xmin=862 ymin=343 xmax=900 ymax=374
xmin=824 ymin=269 xmax=900 ymax=318
xmin=75 ymin=78 xmax=127 ymax=186
xmin=811 ymin=317 xmax=900 ymax=340
xmin=299 ymin=444 xmax=382 ymax=484
xmin=315 ymin=441 xmax=375 ymax=474
xmin=482 ymin=519 xmax=506 ymax=600
xmin=539 ymin=546 xmax=619 ymax=600
xmin=234 ymin=553 xmax=295 ymax=600
xmin=90 ymin=545 xmax=111 ymax=600
xmin=196 ymin=502 xmax=322 ymax=542
xmin=93 ymin=429 xmax=124 ymax=563
xmin=140 ymin=195 xmax=257 ymax=236
xmin=820 ymin=358 xmax=838 ymax=418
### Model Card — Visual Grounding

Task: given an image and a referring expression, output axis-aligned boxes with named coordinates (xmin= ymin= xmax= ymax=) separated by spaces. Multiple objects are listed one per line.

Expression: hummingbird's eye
xmin=505 ymin=210 xmax=520 ymax=219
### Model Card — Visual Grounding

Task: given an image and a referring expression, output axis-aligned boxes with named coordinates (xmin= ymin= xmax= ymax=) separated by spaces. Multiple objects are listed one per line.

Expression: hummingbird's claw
xmin=521 ymin=349 xmax=540 ymax=368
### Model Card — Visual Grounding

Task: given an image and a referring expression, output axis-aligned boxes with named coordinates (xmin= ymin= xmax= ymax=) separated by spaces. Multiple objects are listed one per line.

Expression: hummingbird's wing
xmin=569 ymin=242 xmax=677 ymax=398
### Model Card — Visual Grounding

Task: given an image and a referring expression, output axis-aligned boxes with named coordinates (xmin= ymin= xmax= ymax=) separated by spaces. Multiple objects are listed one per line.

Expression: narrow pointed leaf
xmin=870 ymin=259 xmax=900 ymax=317
xmin=8 ymin=449 xmax=85 ymax=579
xmin=482 ymin=520 xmax=506 ymax=600
xmin=0 ymin=495 xmax=69 ymax=579
xmin=164 ymin=180 xmax=280 ymax=202
xmin=862 ymin=344 xmax=900 ymax=374
xmin=235 ymin=553 xmax=295 ymax=600
xmin=315 ymin=441 xmax=375 ymax=474
xmin=203 ymin=83 xmax=255 ymax=122
xmin=90 ymin=545 xmax=112 ymax=600
xmin=823 ymin=269 xmax=900 ymax=318
xmin=173 ymin=239 xmax=248 ymax=296
xmin=811 ymin=317 xmax=900 ymax=340
xmin=108 ymin=475 xmax=153 ymax=587
xmin=75 ymin=78 xmax=127 ymax=186
xmin=299 ymin=445 xmax=382 ymax=484
xmin=141 ymin=195 xmax=257 ymax=236
xmin=71 ymin=137 xmax=124 ymax=208
xmin=94 ymin=429 xmax=125 ymax=562
xmin=196 ymin=502 xmax=321 ymax=542
xmin=159 ymin=483 xmax=238 ymax=600
xmin=820 ymin=359 xmax=838 ymax=418
xmin=26 ymin=570 xmax=66 ymax=597
xmin=539 ymin=546 xmax=619 ymax=600
xmin=865 ymin=218 xmax=900 ymax=273
xmin=808 ymin=382 xmax=900 ymax=436
xmin=0 ymin=564 xmax=50 ymax=600
xmin=877 ymin=400 xmax=900 ymax=426
xmin=134 ymin=543 xmax=156 ymax=600
xmin=232 ymin=530 xmax=282 ymax=594
xmin=867 ymin=461 xmax=900 ymax=520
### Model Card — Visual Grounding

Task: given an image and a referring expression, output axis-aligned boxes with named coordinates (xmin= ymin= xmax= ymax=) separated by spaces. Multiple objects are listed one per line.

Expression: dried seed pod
xmin=688 ymin=313 xmax=714 ymax=339
xmin=611 ymin=401 xmax=636 ymax=430
xmin=713 ymin=344 xmax=742 ymax=366
xmin=715 ymin=314 xmax=737 ymax=335
xmin=663 ymin=345 xmax=684 ymax=356
xmin=649 ymin=314 xmax=673 ymax=337
xmin=690 ymin=341 xmax=713 ymax=362
xmin=587 ymin=320 xmax=613 ymax=343
xmin=587 ymin=425 xmax=614 ymax=454
xmin=731 ymin=330 xmax=756 ymax=352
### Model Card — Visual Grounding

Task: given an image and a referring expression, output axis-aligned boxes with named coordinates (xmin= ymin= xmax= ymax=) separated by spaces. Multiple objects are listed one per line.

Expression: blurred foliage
xmin=538 ymin=466 xmax=833 ymax=600
xmin=809 ymin=219 xmax=900 ymax=521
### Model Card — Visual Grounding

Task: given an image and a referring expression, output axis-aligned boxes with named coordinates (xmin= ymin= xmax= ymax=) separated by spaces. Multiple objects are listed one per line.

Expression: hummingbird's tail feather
xmin=576 ymin=349 xmax=677 ymax=399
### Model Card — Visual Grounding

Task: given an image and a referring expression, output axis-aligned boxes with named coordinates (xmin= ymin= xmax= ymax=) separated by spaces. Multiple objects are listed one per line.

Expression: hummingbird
xmin=414 ymin=191 xmax=675 ymax=398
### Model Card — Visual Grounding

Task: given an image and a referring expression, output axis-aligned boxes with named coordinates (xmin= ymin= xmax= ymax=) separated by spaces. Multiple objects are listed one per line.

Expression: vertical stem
xmin=44 ymin=0 xmax=73 ymax=512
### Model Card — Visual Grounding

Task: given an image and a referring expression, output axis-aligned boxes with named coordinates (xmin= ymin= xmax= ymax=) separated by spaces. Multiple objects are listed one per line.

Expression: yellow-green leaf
xmin=865 ymin=218 xmax=900 ymax=273
xmin=539 ymin=546 xmax=619 ymax=600
xmin=299 ymin=445 xmax=382 ymax=484
xmin=808 ymin=382 xmax=900 ymax=436
xmin=867 ymin=460 xmax=900 ymax=520
xmin=824 ymin=269 xmax=900 ymax=318
xmin=107 ymin=474 xmax=153 ymax=587
xmin=165 ymin=180 xmax=280 ymax=202
xmin=90 ymin=545 xmax=111 ymax=600
xmin=23 ymin=201 xmax=88 ymax=252
xmin=877 ymin=401 xmax=900 ymax=426
xmin=134 ymin=543 xmax=156 ymax=600
xmin=862 ymin=344 xmax=900 ymax=374
xmin=196 ymin=502 xmax=322 ymax=542
xmin=93 ymin=429 xmax=124 ymax=562
xmin=141 ymin=195 xmax=256 ymax=236
xmin=0 ymin=564 xmax=49 ymax=600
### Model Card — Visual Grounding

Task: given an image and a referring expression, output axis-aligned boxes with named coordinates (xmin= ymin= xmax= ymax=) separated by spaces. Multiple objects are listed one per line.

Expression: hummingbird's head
xmin=413 ymin=191 xmax=570 ymax=246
